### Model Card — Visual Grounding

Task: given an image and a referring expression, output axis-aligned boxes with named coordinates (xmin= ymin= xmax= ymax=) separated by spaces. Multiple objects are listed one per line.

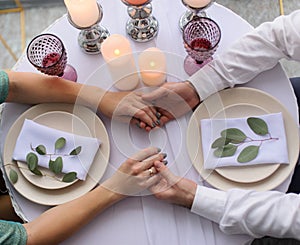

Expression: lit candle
xmin=64 ymin=0 xmax=99 ymax=28
xmin=101 ymin=34 xmax=139 ymax=91
xmin=123 ymin=0 xmax=149 ymax=5
xmin=183 ymin=0 xmax=211 ymax=8
xmin=138 ymin=47 xmax=166 ymax=87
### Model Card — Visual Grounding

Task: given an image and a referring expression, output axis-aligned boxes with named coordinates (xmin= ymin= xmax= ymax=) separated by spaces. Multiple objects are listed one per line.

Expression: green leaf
xmin=237 ymin=145 xmax=260 ymax=163
xmin=221 ymin=128 xmax=246 ymax=143
xmin=26 ymin=152 xmax=38 ymax=171
xmin=36 ymin=145 xmax=46 ymax=155
xmin=247 ymin=117 xmax=269 ymax=135
xmin=55 ymin=137 xmax=66 ymax=150
xmin=48 ymin=159 xmax=55 ymax=169
xmin=31 ymin=168 xmax=43 ymax=176
xmin=214 ymin=144 xmax=238 ymax=158
xmin=50 ymin=157 xmax=63 ymax=174
xmin=211 ymin=137 xmax=230 ymax=148
xmin=9 ymin=169 xmax=18 ymax=184
xmin=70 ymin=146 xmax=82 ymax=155
xmin=62 ymin=172 xmax=77 ymax=183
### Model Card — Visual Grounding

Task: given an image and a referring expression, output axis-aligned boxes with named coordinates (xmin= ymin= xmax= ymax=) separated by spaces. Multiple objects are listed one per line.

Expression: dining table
xmin=1 ymin=1 xmax=299 ymax=244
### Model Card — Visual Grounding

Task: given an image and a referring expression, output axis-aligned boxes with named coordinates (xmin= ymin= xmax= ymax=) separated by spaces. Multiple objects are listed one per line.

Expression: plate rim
xmin=3 ymin=103 xmax=110 ymax=205
xmin=186 ymin=87 xmax=299 ymax=191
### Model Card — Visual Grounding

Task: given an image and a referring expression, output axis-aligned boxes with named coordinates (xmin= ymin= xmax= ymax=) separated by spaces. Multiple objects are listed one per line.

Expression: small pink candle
xmin=64 ymin=0 xmax=99 ymax=28
xmin=123 ymin=0 xmax=149 ymax=5
xmin=101 ymin=34 xmax=139 ymax=91
xmin=138 ymin=47 xmax=166 ymax=87
xmin=183 ymin=0 xmax=211 ymax=8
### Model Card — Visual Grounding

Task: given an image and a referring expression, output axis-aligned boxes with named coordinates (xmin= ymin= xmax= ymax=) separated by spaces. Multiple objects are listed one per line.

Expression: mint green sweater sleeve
xmin=0 ymin=220 xmax=27 ymax=245
xmin=0 ymin=70 xmax=9 ymax=103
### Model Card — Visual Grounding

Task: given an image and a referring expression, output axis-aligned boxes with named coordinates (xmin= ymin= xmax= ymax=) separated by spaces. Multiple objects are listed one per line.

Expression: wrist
xmin=98 ymin=91 xmax=113 ymax=117
xmin=98 ymin=184 xmax=126 ymax=204
xmin=183 ymin=181 xmax=197 ymax=209
xmin=184 ymin=81 xmax=201 ymax=109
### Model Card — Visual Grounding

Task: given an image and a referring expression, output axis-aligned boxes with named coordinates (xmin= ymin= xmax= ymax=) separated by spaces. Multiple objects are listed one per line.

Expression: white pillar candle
xmin=138 ymin=47 xmax=166 ymax=87
xmin=183 ymin=0 xmax=211 ymax=8
xmin=101 ymin=34 xmax=140 ymax=91
xmin=123 ymin=0 xmax=149 ymax=5
xmin=64 ymin=0 xmax=99 ymax=28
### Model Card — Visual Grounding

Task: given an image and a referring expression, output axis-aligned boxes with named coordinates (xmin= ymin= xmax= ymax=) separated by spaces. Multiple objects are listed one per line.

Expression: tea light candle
xmin=101 ymin=34 xmax=139 ymax=91
xmin=123 ymin=0 xmax=149 ymax=5
xmin=138 ymin=47 xmax=166 ymax=87
xmin=64 ymin=0 xmax=99 ymax=28
xmin=183 ymin=0 xmax=211 ymax=8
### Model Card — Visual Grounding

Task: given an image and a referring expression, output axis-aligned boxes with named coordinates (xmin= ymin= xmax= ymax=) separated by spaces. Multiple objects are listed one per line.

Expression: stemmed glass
xmin=183 ymin=17 xmax=221 ymax=76
xmin=179 ymin=0 xmax=215 ymax=31
xmin=121 ymin=0 xmax=159 ymax=42
xmin=27 ymin=33 xmax=78 ymax=82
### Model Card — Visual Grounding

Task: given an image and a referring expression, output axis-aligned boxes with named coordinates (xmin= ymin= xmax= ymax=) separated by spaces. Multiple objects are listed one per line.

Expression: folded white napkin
xmin=200 ymin=112 xmax=289 ymax=169
xmin=13 ymin=119 xmax=101 ymax=180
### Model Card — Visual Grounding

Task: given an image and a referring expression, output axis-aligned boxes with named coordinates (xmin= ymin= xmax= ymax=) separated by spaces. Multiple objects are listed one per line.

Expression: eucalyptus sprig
xmin=211 ymin=117 xmax=279 ymax=163
xmin=9 ymin=137 xmax=81 ymax=184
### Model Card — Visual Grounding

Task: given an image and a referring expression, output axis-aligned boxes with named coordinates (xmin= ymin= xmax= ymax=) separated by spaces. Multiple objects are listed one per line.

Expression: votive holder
xmin=121 ymin=0 xmax=159 ymax=42
xmin=179 ymin=0 xmax=215 ymax=31
xmin=67 ymin=2 xmax=110 ymax=54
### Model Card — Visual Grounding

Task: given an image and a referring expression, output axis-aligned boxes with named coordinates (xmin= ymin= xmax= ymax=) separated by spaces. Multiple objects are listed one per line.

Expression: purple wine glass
xmin=183 ymin=17 xmax=221 ymax=75
xmin=27 ymin=33 xmax=77 ymax=82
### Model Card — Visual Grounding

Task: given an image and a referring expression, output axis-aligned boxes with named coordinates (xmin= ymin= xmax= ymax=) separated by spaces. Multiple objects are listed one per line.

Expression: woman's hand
xmin=5 ymin=71 xmax=161 ymax=131
xmin=150 ymin=161 xmax=197 ymax=209
xmin=142 ymin=81 xmax=201 ymax=125
xmin=101 ymin=147 xmax=167 ymax=197
xmin=99 ymin=91 xmax=160 ymax=131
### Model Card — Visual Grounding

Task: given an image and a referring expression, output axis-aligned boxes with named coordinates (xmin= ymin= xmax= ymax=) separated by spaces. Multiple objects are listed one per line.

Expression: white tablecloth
xmin=0 ymin=1 xmax=298 ymax=244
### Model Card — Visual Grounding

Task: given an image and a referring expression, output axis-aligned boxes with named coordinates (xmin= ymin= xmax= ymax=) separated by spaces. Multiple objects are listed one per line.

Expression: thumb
xmin=154 ymin=161 xmax=178 ymax=185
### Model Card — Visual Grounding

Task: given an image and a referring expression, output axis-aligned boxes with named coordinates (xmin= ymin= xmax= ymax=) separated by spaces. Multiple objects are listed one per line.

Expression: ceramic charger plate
xmin=4 ymin=103 xmax=110 ymax=205
xmin=187 ymin=87 xmax=299 ymax=191
xmin=16 ymin=111 xmax=89 ymax=190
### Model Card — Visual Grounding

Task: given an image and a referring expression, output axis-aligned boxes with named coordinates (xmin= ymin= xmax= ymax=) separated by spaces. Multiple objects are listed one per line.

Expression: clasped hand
xmin=101 ymin=147 xmax=197 ymax=209
xmin=100 ymin=81 xmax=200 ymax=131
xmin=101 ymin=147 xmax=166 ymax=197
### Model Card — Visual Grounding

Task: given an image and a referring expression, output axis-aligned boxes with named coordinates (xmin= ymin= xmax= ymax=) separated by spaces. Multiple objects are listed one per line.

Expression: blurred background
xmin=0 ymin=0 xmax=300 ymax=77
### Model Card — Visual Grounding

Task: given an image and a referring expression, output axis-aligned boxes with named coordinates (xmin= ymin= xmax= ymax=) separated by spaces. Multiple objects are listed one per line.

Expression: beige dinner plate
xmin=16 ymin=111 xmax=91 ymax=190
xmin=187 ymin=87 xmax=299 ymax=191
xmin=213 ymin=103 xmax=280 ymax=183
xmin=4 ymin=103 xmax=110 ymax=205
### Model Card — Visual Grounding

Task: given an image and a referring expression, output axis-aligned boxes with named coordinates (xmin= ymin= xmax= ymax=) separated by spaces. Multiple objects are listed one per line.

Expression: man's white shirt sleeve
xmin=188 ymin=9 xmax=300 ymax=239
xmin=191 ymin=186 xmax=300 ymax=239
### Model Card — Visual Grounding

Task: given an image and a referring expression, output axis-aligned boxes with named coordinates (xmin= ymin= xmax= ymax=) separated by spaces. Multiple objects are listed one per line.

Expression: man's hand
xmin=150 ymin=161 xmax=197 ymax=209
xmin=142 ymin=81 xmax=201 ymax=125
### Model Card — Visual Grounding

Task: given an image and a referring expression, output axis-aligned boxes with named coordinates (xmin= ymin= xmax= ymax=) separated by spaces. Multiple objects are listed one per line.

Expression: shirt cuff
xmin=187 ymin=62 xmax=231 ymax=101
xmin=191 ymin=185 xmax=227 ymax=224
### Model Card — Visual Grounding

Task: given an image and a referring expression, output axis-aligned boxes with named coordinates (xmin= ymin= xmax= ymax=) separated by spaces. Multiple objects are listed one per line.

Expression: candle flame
xmin=114 ymin=49 xmax=121 ymax=56
xmin=149 ymin=61 xmax=156 ymax=67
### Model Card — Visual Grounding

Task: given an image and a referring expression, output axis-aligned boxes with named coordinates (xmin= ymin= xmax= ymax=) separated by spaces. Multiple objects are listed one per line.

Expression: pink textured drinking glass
xmin=27 ymin=33 xmax=77 ymax=82
xmin=183 ymin=17 xmax=221 ymax=75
